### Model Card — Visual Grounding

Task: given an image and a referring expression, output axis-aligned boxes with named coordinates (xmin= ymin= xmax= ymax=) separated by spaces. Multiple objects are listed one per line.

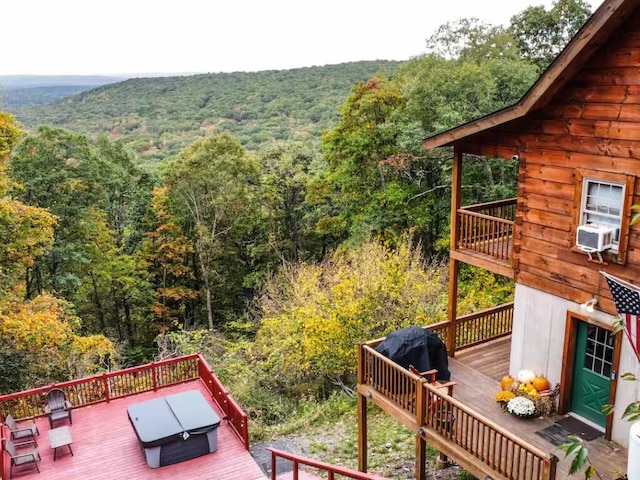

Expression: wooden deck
xmin=450 ymin=337 xmax=628 ymax=480
xmin=4 ymin=380 xmax=266 ymax=480
xmin=454 ymin=335 xmax=511 ymax=381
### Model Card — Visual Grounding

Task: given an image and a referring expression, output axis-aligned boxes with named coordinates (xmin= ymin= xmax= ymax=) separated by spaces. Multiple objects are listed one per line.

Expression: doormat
xmin=555 ymin=416 xmax=603 ymax=442
xmin=535 ymin=424 xmax=571 ymax=447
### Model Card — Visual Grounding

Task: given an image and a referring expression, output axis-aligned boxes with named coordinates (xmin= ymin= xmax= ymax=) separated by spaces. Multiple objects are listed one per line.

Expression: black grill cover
xmin=375 ymin=326 xmax=450 ymax=381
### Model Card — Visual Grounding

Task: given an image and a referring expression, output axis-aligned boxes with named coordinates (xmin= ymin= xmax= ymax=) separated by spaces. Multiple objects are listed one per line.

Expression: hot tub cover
xmin=128 ymin=390 xmax=220 ymax=448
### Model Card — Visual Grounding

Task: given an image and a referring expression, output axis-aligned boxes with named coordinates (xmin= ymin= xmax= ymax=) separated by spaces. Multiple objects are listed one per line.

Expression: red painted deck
xmin=3 ymin=380 xmax=266 ymax=480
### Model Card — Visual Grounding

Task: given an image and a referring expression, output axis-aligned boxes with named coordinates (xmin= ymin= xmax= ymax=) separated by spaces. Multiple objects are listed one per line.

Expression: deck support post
xmin=415 ymin=436 xmax=426 ymax=480
xmin=415 ymin=379 xmax=427 ymax=480
xmin=357 ymin=391 xmax=367 ymax=473
xmin=447 ymin=147 xmax=463 ymax=357
xmin=357 ymin=342 xmax=367 ymax=473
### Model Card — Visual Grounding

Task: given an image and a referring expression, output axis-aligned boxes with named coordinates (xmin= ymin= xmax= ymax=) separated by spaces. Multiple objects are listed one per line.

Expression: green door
xmin=570 ymin=322 xmax=614 ymax=427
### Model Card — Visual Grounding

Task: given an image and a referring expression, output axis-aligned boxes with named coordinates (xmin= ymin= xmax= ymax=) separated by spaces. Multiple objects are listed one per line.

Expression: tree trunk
xmin=197 ymin=249 xmax=215 ymax=331
xmin=111 ymin=285 xmax=123 ymax=342
xmin=89 ymin=272 xmax=106 ymax=332
xmin=123 ymin=297 xmax=135 ymax=347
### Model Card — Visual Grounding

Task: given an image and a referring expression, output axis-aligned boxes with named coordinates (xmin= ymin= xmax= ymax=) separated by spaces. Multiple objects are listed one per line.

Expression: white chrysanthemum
xmin=506 ymin=396 xmax=536 ymax=417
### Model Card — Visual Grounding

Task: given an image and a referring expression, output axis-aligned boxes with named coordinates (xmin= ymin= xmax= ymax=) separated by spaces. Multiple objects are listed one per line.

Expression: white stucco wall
xmin=511 ymin=283 xmax=640 ymax=447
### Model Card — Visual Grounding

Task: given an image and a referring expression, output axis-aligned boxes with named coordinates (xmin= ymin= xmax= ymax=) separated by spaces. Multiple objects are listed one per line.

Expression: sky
xmin=4 ymin=0 xmax=605 ymax=77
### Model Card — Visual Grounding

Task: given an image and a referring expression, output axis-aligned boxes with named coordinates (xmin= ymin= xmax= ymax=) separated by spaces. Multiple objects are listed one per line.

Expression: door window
xmin=583 ymin=324 xmax=614 ymax=378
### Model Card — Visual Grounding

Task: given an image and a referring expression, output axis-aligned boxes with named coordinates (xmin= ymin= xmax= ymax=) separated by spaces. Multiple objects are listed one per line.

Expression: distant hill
xmin=11 ymin=61 xmax=402 ymax=163
xmin=0 ymin=75 xmax=126 ymax=89
xmin=1 ymin=75 xmax=127 ymax=110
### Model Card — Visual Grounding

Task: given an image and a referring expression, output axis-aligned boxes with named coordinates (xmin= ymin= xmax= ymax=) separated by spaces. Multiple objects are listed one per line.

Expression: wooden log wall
xmin=458 ymin=10 xmax=640 ymax=315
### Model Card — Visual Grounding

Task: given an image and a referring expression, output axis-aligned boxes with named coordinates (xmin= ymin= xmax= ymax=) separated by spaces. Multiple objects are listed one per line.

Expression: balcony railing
xmin=0 ymin=354 xmax=249 ymax=477
xmin=422 ymin=381 xmax=557 ymax=480
xmin=366 ymin=302 xmax=514 ymax=357
xmin=358 ymin=343 xmax=557 ymax=480
xmin=457 ymin=198 xmax=516 ymax=263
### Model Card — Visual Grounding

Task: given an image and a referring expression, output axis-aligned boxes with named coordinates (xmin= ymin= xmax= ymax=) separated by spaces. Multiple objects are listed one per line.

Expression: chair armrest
xmin=14 ymin=451 xmax=38 ymax=461
xmin=64 ymin=401 xmax=73 ymax=409
xmin=437 ymin=381 xmax=457 ymax=396
xmin=13 ymin=439 xmax=37 ymax=448
xmin=44 ymin=405 xmax=51 ymax=414
xmin=408 ymin=366 xmax=438 ymax=382
xmin=13 ymin=426 xmax=34 ymax=435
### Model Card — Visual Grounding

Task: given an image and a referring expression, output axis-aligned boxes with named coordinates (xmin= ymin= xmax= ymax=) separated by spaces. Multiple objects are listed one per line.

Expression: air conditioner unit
xmin=576 ymin=224 xmax=613 ymax=252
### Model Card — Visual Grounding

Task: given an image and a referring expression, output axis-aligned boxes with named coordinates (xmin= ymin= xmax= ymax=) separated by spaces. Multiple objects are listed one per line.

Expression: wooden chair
xmin=5 ymin=414 xmax=39 ymax=445
xmin=408 ymin=366 xmax=456 ymax=396
xmin=5 ymin=438 xmax=40 ymax=477
xmin=44 ymin=388 xmax=73 ymax=428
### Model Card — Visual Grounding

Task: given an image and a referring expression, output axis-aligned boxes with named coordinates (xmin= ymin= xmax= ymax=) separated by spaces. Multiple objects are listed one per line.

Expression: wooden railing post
xmin=102 ymin=373 xmax=110 ymax=403
xmin=414 ymin=379 xmax=427 ymax=480
xmin=543 ymin=454 xmax=558 ymax=480
xmin=271 ymin=450 xmax=277 ymax=480
xmin=151 ymin=361 xmax=158 ymax=391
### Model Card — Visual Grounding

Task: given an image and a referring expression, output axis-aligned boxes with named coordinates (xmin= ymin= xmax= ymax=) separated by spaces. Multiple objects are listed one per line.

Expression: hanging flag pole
xmin=601 ymin=271 xmax=640 ymax=362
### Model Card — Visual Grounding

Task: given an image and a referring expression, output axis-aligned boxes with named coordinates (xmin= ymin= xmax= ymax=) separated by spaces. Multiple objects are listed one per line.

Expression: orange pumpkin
xmin=532 ymin=376 xmax=550 ymax=392
xmin=501 ymin=375 xmax=515 ymax=391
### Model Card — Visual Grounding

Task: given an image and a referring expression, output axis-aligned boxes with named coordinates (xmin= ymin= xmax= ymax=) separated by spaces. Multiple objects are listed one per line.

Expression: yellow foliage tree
xmin=254 ymin=237 xmax=449 ymax=392
xmin=0 ymin=110 xmax=116 ymax=393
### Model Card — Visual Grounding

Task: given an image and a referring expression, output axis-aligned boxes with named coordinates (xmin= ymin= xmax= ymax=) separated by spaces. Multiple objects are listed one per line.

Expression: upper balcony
xmin=452 ymin=198 xmax=516 ymax=279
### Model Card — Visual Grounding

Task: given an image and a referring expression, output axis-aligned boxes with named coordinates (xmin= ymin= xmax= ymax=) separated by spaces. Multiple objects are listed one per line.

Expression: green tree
xmin=510 ymin=0 xmax=592 ymax=71
xmin=164 ymin=133 xmax=260 ymax=330
xmin=10 ymin=126 xmax=108 ymax=298
xmin=250 ymin=143 xmax=324 ymax=282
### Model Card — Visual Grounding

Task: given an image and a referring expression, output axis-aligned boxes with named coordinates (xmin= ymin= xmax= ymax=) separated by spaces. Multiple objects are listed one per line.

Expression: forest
xmin=9 ymin=61 xmax=402 ymax=164
xmin=0 ymin=0 xmax=592 ymax=476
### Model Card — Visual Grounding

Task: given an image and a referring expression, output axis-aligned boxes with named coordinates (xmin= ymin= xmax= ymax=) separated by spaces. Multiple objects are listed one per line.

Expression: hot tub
xmin=127 ymin=390 xmax=220 ymax=468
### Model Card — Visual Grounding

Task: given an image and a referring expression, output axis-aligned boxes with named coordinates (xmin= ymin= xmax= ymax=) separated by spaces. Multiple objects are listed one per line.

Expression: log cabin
xmin=421 ymin=0 xmax=640 ymax=447
xmin=358 ymin=0 xmax=639 ymax=479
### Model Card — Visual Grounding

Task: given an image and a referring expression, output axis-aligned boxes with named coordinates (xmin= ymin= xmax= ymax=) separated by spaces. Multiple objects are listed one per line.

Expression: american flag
xmin=601 ymin=271 xmax=640 ymax=359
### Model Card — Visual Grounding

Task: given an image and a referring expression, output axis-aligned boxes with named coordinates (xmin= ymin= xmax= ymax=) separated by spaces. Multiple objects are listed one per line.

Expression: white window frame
xmin=579 ymin=178 xmax=625 ymax=253
xmin=574 ymin=168 xmax=635 ymax=265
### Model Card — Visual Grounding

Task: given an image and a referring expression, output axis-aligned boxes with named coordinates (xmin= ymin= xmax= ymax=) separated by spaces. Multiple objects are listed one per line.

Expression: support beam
xmin=357 ymin=392 xmax=367 ymax=473
xmin=415 ymin=436 xmax=426 ymax=480
xmin=357 ymin=341 xmax=368 ymax=472
xmin=447 ymin=148 xmax=463 ymax=357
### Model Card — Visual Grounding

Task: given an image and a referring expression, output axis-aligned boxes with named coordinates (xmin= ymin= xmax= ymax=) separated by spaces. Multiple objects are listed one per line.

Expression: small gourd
xmin=532 ymin=376 xmax=550 ymax=392
xmin=517 ymin=369 xmax=535 ymax=384
xmin=501 ymin=375 xmax=515 ymax=391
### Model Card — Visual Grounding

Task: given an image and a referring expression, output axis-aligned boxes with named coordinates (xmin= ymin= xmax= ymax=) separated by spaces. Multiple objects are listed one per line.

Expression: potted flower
xmin=506 ymin=396 xmax=536 ymax=419
xmin=494 ymin=390 xmax=516 ymax=409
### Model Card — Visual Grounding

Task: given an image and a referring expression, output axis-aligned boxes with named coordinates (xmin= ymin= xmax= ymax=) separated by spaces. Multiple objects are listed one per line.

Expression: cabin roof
xmin=421 ymin=0 xmax=640 ymax=150
xmin=2 ymin=380 xmax=266 ymax=480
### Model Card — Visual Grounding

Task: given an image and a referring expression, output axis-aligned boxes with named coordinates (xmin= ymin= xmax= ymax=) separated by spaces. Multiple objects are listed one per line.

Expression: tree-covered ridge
xmin=13 ymin=61 xmax=401 ymax=163
xmin=2 ymin=86 xmax=96 ymax=109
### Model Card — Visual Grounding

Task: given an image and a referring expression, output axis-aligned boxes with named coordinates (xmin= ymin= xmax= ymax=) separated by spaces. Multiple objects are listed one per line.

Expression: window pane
xmin=594 ymin=359 xmax=603 ymax=375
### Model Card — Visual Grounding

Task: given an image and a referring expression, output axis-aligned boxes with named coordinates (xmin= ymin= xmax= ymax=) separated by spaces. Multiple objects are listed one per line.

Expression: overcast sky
xmin=4 ymin=0 xmax=605 ymax=76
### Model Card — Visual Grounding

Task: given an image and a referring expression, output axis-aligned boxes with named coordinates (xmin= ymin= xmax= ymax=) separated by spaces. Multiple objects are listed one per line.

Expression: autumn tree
xmin=0 ymin=111 xmax=115 ymax=393
xmin=254 ymin=237 xmax=448 ymax=394
xmin=142 ymin=186 xmax=198 ymax=331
